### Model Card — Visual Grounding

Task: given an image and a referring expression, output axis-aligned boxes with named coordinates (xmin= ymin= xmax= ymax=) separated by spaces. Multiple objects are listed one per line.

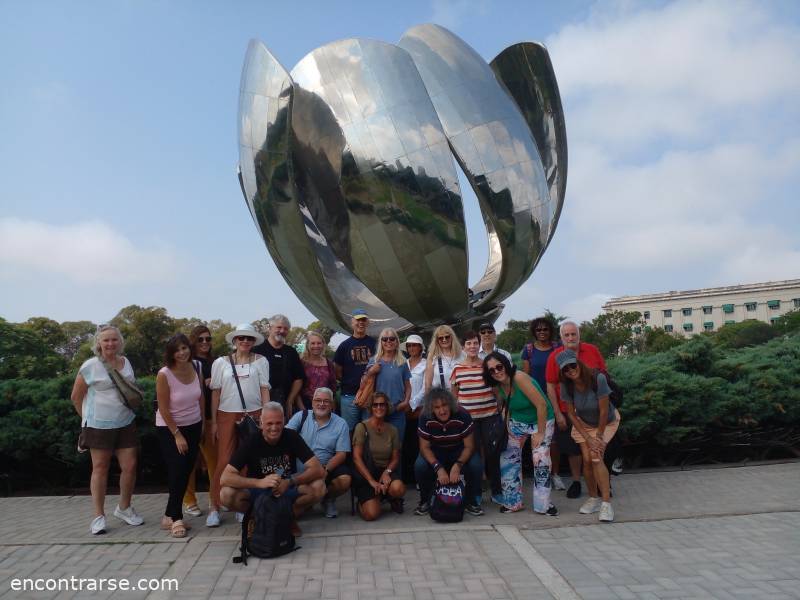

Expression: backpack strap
xmin=229 ymin=354 xmax=248 ymax=412
xmin=299 ymin=409 xmax=310 ymax=433
xmin=437 ymin=357 xmax=446 ymax=388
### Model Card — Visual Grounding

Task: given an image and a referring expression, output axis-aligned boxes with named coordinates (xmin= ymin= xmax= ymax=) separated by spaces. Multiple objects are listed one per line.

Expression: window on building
xmin=767 ymin=300 xmax=780 ymax=309
xmin=682 ymin=308 xmax=692 ymax=316
xmin=643 ymin=311 xmax=650 ymax=319
xmin=794 ymin=298 xmax=800 ymax=308
xmin=664 ymin=324 xmax=673 ymax=333
xmin=702 ymin=306 xmax=712 ymax=315
xmin=770 ymin=317 xmax=780 ymax=325
xmin=633 ymin=326 xmax=642 ymax=334
xmin=722 ymin=304 xmax=734 ymax=314
xmin=663 ymin=309 xmax=672 ymax=318
xmin=683 ymin=323 xmax=693 ymax=332
xmin=725 ymin=320 xmax=736 ymax=325
xmin=704 ymin=322 xmax=714 ymax=331
xmin=745 ymin=302 xmax=757 ymax=311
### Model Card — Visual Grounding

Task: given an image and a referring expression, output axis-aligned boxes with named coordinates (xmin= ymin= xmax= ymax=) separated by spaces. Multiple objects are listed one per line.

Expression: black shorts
xmin=79 ymin=422 xmax=139 ymax=451
xmin=553 ymin=419 xmax=581 ymax=456
xmin=354 ymin=464 xmax=400 ymax=504
xmin=325 ymin=463 xmax=351 ymax=485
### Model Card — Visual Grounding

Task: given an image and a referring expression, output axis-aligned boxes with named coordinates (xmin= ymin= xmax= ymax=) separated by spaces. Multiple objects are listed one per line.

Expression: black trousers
xmin=156 ymin=421 xmax=202 ymax=521
xmin=473 ymin=414 xmax=502 ymax=496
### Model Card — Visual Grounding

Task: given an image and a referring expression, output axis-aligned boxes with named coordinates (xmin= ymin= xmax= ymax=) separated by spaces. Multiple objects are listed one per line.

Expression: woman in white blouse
xmin=206 ymin=323 xmax=271 ymax=527
xmin=424 ymin=325 xmax=463 ymax=394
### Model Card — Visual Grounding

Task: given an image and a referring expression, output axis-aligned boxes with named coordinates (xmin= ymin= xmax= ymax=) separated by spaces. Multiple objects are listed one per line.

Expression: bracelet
xmin=171 ymin=427 xmax=180 ymax=436
xmin=432 ymin=462 xmax=441 ymax=472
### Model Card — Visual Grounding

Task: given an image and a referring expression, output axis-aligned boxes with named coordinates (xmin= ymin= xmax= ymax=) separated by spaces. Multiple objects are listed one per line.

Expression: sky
xmin=1 ymin=0 xmax=799 ymax=333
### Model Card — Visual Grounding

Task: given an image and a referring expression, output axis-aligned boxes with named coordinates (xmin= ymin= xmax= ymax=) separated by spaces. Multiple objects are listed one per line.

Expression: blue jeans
xmin=414 ymin=452 xmax=483 ymax=506
xmin=340 ymin=393 xmax=361 ymax=431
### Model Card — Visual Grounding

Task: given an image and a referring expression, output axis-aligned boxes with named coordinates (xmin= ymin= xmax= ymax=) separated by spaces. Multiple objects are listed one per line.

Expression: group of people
xmin=70 ymin=311 xmax=621 ymax=537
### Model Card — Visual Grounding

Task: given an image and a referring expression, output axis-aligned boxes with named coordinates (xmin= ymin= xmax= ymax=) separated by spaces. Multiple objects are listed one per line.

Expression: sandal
xmin=161 ymin=516 xmax=192 ymax=531
xmin=171 ymin=520 xmax=187 ymax=538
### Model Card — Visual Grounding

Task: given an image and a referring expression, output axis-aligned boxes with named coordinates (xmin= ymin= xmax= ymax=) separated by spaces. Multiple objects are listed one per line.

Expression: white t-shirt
xmin=408 ymin=358 xmax=427 ymax=410
xmin=430 ymin=352 xmax=463 ymax=391
xmin=79 ymin=356 xmax=136 ymax=429
xmin=210 ymin=355 xmax=271 ymax=413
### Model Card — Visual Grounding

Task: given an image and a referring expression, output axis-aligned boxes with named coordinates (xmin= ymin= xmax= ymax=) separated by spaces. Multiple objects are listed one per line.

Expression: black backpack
xmin=233 ymin=491 xmax=297 ymax=565
xmin=429 ymin=479 xmax=465 ymax=523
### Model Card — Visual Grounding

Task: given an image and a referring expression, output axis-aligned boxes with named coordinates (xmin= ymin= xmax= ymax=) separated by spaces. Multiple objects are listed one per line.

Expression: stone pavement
xmin=1 ymin=462 xmax=798 ymax=599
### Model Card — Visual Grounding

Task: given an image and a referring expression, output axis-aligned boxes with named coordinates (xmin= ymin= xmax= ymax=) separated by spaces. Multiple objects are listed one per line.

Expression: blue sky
xmin=1 ymin=0 xmax=799 ymax=332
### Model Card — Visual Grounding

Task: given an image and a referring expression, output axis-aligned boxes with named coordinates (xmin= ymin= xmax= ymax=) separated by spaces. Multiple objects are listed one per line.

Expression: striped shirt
xmin=450 ymin=363 xmax=498 ymax=419
xmin=417 ymin=410 xmax=474 ymax=464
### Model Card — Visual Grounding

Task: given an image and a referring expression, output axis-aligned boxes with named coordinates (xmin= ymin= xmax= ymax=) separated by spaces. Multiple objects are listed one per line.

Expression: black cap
xmin=478 ymin=322 xmax=495 ymax=332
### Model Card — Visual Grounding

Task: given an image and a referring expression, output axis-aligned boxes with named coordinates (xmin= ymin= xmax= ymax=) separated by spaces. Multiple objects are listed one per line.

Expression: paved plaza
xmin=1 ymin=462 xmax=798 ymax=599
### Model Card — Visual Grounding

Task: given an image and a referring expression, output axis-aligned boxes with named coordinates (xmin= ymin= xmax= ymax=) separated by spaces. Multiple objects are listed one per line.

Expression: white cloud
xmin=562 ymin=293 xmax=614 ymax=323
xmin=429 ymin=0 xmax=489 ymax=29
xmin=548 ymin=0 xmax=800 ymax=149
xmin=0 ymin=218 xmax=178 ymax=284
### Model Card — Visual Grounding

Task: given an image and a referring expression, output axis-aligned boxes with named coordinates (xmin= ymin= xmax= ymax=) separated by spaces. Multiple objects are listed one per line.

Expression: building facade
xmin=602 ymin=279 xmax=800 ymax=336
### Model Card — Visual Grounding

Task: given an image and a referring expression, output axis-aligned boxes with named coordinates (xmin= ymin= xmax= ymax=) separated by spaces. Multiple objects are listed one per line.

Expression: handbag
xmin=491 ymin=386 xmax=512 ymax=453
xmin=229 ymin=354 xmax=261 ymax=443
xmin=354 ymin=367 xmax=376 ymax=408
xmin=102 ymin=359 xmax=143 ymax=410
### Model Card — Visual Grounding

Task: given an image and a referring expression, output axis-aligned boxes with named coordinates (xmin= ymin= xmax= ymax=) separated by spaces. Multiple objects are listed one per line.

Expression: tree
xmin=496 ymin=319 xmax=531 ymax=355
xmin=0 ymin=318 xmax=67 ymax=378
xmin=542 ymin=308 xmax=568 ymax=341
xmin=642 ymin=327 xmax=685 ymax=353
xmin=110 ymin=305 xmax=175 ymax=375
xmin=714 ymin=319 xmax=778 ymax=349
xmin=580 ymin=310 xmax=645 ymax=357
xmin=307 ymin=320 xmax=336 ymax=344
xmin=772 ymin=309 xmax=800 ymax=336
xmin=59 ymin=320 xmax=96 ymax=363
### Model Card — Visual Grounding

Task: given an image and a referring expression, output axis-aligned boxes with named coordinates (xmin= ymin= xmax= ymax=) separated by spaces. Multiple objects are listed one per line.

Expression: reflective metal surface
xmin=237 ymin=26 xmax=567 ymax=336
xmin=399 ymin=24 xmax=553 ymax=311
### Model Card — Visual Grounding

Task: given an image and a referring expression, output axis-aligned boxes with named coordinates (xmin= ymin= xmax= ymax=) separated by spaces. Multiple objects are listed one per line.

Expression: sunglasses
xmin=197 ymin=336 xmax=212 ymax=343
xmin=535 ymin=327 xmax=550 ymax=333
xmin=236 ymin=336 xmax=256 ymax=342
xmin=381 ymin=336 xmax=397 ymax=342
xmin=561 ymin=363 xmax=578 ymax=373
xmin=487 ymin=364 xmax=505 ymax=374
xmin=437 ymin=335 xmax=451 ymax=341
xmin=372 ymin=402 xmax=388 ymax=408
xmin=479 ymin=329 xmax=494 ymax=334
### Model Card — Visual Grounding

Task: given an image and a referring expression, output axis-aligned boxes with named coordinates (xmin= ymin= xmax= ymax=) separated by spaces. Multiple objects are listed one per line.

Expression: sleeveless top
xmin=498 ymin=375 xmax=555 ymax=425
xmin=156 ymin=365 xmax=203 ymax=427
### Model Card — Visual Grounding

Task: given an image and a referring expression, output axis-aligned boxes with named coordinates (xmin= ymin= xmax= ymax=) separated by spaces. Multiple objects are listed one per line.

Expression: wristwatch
xmin=385 ymin=468 xmax=393 ymax=475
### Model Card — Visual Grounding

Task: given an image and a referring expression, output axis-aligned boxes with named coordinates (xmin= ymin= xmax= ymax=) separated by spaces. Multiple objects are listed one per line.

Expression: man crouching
xmin=220 ymin=401 xmax=325 ymax=537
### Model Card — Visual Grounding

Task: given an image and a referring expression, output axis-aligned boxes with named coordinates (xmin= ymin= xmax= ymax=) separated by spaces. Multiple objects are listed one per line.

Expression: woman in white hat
xmin=206 ymin=323 xmax=271 ymax=527
xmin=403 ymin=334 xmax=426 ymax=481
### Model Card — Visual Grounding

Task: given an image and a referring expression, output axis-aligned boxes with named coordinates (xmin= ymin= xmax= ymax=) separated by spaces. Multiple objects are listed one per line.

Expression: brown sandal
xmin=162 ymin=516 xmax=192 ymax=531
xmin=171 ymin=520 xmax=187 ymax=538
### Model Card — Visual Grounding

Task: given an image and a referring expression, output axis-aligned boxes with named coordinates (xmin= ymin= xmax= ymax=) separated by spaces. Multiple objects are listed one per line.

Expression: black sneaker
xmin=414 ymin=501 xmax=430 ymax=515
xmin=499 ymin=505 xmax=515 ymax=514
xmin=390 ymin=498 xmax=405 ymax=514
xmin=566 ymin=480 xmax=581 ymax=499
xmin=465 ymin=503 xmax=484 ymax=516
xmin=545 ymin=504 xmax=559 ymax=516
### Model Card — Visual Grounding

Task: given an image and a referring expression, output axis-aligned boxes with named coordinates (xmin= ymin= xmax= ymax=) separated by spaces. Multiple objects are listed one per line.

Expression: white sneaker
xmin=113 ymin=505 xmax=144 ymax=526
xmin=611 ymin=458 xmax=624 ymax=475
xmin=89 ymin=515 xmax=106 ymax=535
xmin=551 ymin=474 xmax=567 ymax=491
xmin=579 ymin=497 xmax=602 ymax=514
xmin=324 ymin=498 xmax=338 ymax=519
xmin=235 ymin=511 xmax=245 ymax=524
xmin=205 ymin=510 xmax=221 ymax=527
xmin=220 ymin=505 xmax=231 ymax=512
xmin=183 ymin=504 xmax=202 ymax=517
xmin=599 ymin=502 xmax=614 ymax=522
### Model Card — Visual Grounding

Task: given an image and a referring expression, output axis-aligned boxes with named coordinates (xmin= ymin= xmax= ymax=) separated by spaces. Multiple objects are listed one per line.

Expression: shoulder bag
xmin=354 ymin=365 xmax=376 ymax=408
xmin=102 ymin=358 xmax=143 ymax=411
xmin=230 ymin=354 xmax=261 ymax=443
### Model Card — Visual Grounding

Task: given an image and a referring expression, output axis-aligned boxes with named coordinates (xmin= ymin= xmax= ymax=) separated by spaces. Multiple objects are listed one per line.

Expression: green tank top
xmin=499 ymin=375 xmax=555 ymax=424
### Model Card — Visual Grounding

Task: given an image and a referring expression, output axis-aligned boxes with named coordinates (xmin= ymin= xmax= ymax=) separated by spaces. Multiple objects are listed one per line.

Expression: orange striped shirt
xmin=450 ymin=363 xmax=498 ymax=419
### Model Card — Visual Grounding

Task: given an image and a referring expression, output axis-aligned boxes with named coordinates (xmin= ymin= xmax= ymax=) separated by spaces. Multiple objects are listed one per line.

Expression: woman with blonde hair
xmin=300 ymin=330 xmax=336 ymax=410
xmin=71 ymin=324 xmax=144 ymax=535
xmin=362 ymin=327 xmax=412 ymax=440
xmin=424 ymin=324 xmax=463 ymax=393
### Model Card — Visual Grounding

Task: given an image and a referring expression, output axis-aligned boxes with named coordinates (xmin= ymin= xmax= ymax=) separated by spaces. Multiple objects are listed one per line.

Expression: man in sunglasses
xmin=544 ymin=321 xmax=607 ymax=499
xmin=334 ymin=309 xmax=377 ymax=431
xmin=477 ymin=322 xmax=512 ymax=362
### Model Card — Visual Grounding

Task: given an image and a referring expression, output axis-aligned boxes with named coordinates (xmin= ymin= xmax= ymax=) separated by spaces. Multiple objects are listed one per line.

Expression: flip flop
xmin=171 ymin=520 xmax=187 ymax=538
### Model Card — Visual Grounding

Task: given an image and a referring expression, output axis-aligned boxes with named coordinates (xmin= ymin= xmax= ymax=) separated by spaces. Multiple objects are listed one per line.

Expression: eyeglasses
xmin=381 ymin=336 xmax=397 ymax=342
xmin=437 ymin=335 xmax=451 ymax=342
xmin=236 ymin=336 xmax=256 ymax=342
xmin=313 ymin=398 xmax=332 ymax=405
xmin=561 ymin=364 xmax=578 ymax=373
xmin=479 ymin=329 xmax=494 ymax=334
xmin=487 ymin=364 xmax=505 ymax=374
xmin=372 ymin=402 xmax=388 ymax=408
xmin=197 ymin=336 xmax=212 ymax=343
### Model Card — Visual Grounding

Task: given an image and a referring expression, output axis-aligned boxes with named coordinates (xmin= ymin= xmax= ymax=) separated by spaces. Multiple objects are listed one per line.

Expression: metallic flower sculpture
xmin=237 ymin=24 xmax=566 ymax=336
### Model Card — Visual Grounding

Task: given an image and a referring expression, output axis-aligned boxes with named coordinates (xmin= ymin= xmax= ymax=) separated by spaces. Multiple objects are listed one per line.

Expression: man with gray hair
xmin=545 ymin=320 xmax=608 ymax=499
xmin=220 ymin=402 xmax=325 ymax=537
xmin=286 ymin=387 xmax=351 ymax=518
xmin=254 ymin=315 xmax=305 ymax=419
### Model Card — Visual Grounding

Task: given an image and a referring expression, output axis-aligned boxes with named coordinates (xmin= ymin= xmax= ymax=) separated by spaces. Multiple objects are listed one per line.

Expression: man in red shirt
xmin=545 ymin=321 xmax=607 ymax=499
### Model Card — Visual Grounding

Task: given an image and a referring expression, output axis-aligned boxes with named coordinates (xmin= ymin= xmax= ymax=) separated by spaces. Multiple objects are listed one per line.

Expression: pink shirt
xmin=156 ymin=366 xmax=203 ymax=427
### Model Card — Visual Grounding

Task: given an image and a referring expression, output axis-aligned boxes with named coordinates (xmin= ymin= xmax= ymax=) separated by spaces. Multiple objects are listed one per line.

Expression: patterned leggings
xmin=492 ymin=418 xmax=555 ymax=512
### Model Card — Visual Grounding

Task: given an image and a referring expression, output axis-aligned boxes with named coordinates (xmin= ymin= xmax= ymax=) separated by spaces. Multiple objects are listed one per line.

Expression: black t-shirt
xmin=195 ymin=356 xmax=213 ymax=420
xmin=228 ymin=428 xmax=314 ymax=479
xmin=253 ymin=340 xmax=305 ymax=399
xmin=333 ymin=335 xmax=377 ymax=394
